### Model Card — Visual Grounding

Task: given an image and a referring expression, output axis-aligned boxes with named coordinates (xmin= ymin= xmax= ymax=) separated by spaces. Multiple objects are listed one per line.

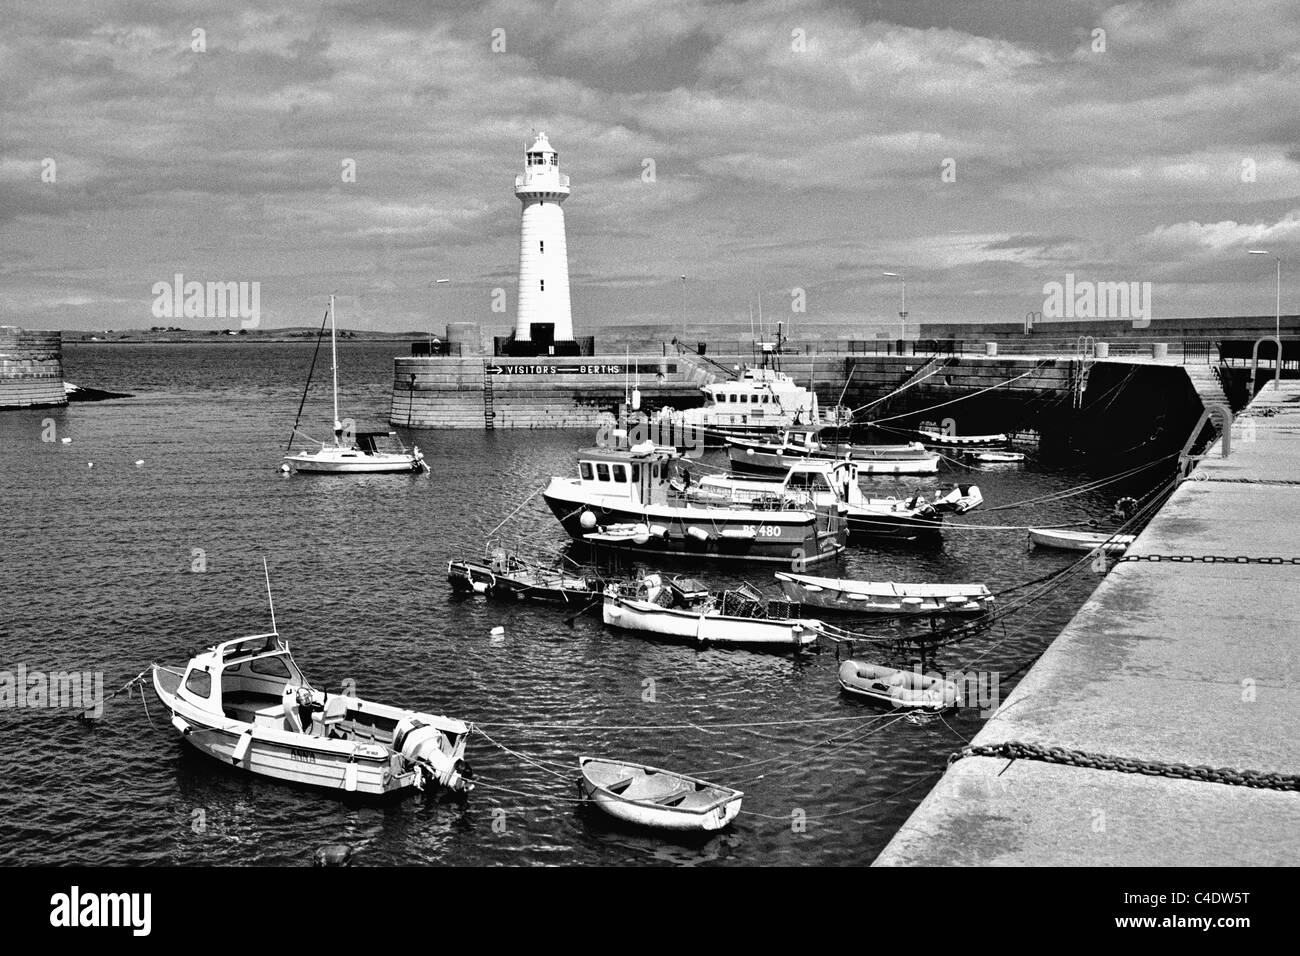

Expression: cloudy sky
xmin=3 ymin=0 xmax=1298 ymax=335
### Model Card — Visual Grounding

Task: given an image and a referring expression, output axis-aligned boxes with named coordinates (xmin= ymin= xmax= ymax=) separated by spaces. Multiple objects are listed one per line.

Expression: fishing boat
xmin=283 ymin=296 xmax=427 ymax=474
xmin=838 ymin=661 xmax=958 ymax=711
xmin=656 ymin=325 xmax=823 ymax=445
xmin=543 ymin=442 xmax=847 ymax=566
xmin=727 ymin=430 xmax=940 ymax=476
xmin=967 ymin=450 xmax=1026 ymax=465
xmin=578 ymin=757 xmax=743 ymax=832
xmin=776 ymin=571 xmax=993 ymax=615
xmin=699 ymin=460 xmax=981 ymax=540
xmin=602 ymin=574 xmax=823 ymax=648
xmin=152 ymin=632 xmax=474 ymax=796
xmin=1027 ymin=528 xmax=1135 ymax=553
xmin=447 ymin=550 xmax=607 ymax=606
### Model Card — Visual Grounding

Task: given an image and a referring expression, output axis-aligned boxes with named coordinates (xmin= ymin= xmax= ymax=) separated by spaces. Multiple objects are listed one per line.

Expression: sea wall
xmin=0 ymin=327 xmax=66 ymax=409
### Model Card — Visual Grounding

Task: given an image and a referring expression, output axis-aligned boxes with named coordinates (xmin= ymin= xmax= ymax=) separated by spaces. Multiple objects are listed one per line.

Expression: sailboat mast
xmin=329 ymin=294 xmax=340 ymax=436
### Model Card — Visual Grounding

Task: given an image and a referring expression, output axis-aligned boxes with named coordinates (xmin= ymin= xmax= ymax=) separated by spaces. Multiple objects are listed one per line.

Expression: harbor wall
xmin=0 ymin=327 xmax=66 ymax=409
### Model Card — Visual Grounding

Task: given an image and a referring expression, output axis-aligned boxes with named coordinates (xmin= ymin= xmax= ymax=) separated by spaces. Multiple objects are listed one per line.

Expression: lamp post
xmin=429 ymin=278 xmax=450 ymax=353
xmin=680 ymin=275 xmax=688 ymax=342
xmin=882 ymin=272 xmax=907 ymax=351
xmin=1248 ymin=250 xmax=1282 ymax=387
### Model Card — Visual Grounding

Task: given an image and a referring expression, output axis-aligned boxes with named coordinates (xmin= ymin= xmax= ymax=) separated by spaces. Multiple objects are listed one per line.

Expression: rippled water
xmin=0 ymin=342 xmax=1168 ymax=866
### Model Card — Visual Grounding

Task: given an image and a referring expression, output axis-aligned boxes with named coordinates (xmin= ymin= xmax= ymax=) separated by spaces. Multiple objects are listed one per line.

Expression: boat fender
xmin=344 ymin=752 xmax=359 ymax=792
xmin=580 ymin=511 xmax=597 ymax=530
xmin=170 ymin=715 xmax=192 ymax=735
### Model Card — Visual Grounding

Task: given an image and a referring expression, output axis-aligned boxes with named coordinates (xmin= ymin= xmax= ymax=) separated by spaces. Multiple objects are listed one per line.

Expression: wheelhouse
xmin=574 ymin=444 xmax=679 ymax=506
xmin=175 ymin=633 xmax=305 ymax=720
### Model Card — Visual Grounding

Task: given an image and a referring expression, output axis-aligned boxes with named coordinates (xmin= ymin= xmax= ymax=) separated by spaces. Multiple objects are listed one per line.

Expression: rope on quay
xmin=949 ymin=741 xmax=1300 ymax=791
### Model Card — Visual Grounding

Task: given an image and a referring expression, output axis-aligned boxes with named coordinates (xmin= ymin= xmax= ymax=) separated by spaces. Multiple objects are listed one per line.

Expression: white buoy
xmin=134 ymin=459 xmax=144 ymax=467
xmin=60 ymin=437 xmax=72 ymax=444
xmin=279 ymin=464 xmax=290 ymax=474
xmin=490 ymin=626 xmax=505 ymax=637
xmin=579 ymin=510 xmax=597 ymax=530
xmin=87 ymin=462 xmax=93 ymax=469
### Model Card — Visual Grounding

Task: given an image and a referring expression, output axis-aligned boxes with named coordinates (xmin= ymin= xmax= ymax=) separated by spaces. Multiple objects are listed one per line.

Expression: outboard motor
xmin=393 ymin=716 xmax=473 ymax=793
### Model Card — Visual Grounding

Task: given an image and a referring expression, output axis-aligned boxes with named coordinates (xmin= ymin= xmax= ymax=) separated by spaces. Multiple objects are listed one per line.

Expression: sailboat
xmin=283 ymin=296 xmax=427 ymax=474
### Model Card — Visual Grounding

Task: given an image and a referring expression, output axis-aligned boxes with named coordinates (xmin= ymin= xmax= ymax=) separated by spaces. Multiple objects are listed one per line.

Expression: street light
xmin=680 ymin=275 xmax=688 ymax=342
xmin=882 ymin=272 xmax=907 ymax=348
xmin=430 ymin=278 xmax=450 ymax=353
xmin=1248 ymin=250 xmax=1282 ymax=387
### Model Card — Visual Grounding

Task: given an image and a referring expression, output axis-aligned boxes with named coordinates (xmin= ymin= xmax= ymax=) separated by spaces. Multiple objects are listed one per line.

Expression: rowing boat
xmin=1027 ymin=528 xmax=1135 ymax=553
xmin=775 ymin=571 xmax=992 ymax=615
xmin=578 ymin=757 xmax=743 ymax=831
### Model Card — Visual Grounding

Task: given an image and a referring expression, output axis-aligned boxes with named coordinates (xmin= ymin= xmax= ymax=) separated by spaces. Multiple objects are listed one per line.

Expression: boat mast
xmin=329 ymin=294 xmax=341 ymax=440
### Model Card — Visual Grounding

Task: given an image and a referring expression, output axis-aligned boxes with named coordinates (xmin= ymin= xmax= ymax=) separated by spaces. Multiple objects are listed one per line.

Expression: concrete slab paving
xmin=874 ymin=377 xmax=1300 ymax=866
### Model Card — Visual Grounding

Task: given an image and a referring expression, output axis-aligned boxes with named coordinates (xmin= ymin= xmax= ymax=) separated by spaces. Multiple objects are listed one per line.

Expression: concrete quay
xmin=874 ymin=380 xmax=1300 ymax=866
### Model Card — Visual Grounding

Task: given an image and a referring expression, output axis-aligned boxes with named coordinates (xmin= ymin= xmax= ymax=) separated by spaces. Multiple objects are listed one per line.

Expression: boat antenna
xmin=263 ymin=557 xmax=278 ymax=636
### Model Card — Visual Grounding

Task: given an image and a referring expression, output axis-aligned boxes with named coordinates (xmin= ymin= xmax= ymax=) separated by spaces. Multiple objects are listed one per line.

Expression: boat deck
xmin=875 ymin=381 xmax=1300 ymax=866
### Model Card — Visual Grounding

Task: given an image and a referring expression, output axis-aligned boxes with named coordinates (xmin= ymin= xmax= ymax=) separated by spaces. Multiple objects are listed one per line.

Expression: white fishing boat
xmin=699 ymin=460 xmax=981 ymax=540
xmin=579 ymin=757 xmax=743 ymax=832
xmin=602 ymin=575 xmax=823 ymax=649
xmin=283 ymin=296 xmax=427 ymax=475
xmin=1027 ymin=528 xmax=1135 ymax=553
xmin=728 ymin=430 xmax=941 ymax=476
xmin=543 ymin=442 xmax=847 ymax=565
xmin=152 ymin=572 xmax=472 ymax=796
xmin=776 ymin=571 xmax=993 ymax=615
xmin=967 ymin=450 xmax=1026 ymax=465
xmin=838 ymin=661 xmax=958 ymax=711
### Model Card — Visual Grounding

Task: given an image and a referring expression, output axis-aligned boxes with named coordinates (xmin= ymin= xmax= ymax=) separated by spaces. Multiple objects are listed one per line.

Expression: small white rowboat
xmin=967 ymin=451 xmax=1026 ymax=464
xmin=1027 ymin=528 xmax=1135 ymax=553
xmin=838 ymin=661 xmax=958 ymax=711
xmin=579 ymin=757 xmax=743 ymax=832
xmin=776 ymin=571 xmax=992 ymax=615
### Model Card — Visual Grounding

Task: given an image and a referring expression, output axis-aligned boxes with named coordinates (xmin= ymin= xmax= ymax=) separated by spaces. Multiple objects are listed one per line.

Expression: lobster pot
xmin=767 ymin=600 xmax=799 ymax=619
xmin=721 ymin=593 xmax=761 ymax=618
xmin=652 ymin=588 xmax=674 ymax=608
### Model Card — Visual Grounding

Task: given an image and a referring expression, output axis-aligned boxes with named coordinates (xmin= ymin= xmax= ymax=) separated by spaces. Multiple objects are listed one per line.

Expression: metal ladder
xmin=483 ymin=362 xmax=496 ymax=429
xmin=1072 ymin=335 xmax=1096 ymax=409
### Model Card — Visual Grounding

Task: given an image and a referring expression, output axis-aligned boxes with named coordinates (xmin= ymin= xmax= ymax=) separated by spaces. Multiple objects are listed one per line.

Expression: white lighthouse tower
xmin=513 ymin=132 xmax=572 ymax=346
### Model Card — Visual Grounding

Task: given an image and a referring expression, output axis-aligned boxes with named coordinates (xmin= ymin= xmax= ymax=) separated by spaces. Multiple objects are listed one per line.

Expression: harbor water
xmin=0 ymin=342 xmax=1166 ymax=866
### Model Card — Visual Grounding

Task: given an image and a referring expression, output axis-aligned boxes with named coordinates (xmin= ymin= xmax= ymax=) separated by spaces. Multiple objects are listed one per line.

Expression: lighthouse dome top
xmin=527 ymin=132 xmax=556 ymax=155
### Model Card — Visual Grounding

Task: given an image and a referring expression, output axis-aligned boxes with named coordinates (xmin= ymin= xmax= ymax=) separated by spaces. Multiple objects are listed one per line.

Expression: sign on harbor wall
xmin=486 ymin=362 xmax=675 ymax=376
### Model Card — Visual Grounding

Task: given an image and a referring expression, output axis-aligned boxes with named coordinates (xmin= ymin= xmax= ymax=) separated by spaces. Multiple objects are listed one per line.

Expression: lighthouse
xmin=513 ymin=132 xmax=572 ymax=346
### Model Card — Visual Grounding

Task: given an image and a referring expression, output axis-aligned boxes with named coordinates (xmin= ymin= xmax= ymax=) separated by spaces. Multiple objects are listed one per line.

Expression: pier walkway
xmin=874 ymin=380 xmax=1300 ymax=866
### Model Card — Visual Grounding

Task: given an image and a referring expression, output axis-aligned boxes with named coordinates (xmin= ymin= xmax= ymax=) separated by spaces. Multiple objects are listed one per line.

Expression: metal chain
xmin=1119 ymin=554 xmax=1300 ymax=565
xmin=950 ymin=741 xmax=1300 ymax=791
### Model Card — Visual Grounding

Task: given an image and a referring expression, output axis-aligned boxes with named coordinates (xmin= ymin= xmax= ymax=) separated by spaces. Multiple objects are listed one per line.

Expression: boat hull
xmin=447 ymin=559 xmax=602 ymax=606
xmin=1027 ymin=529 xmax=1135 ymax=553
xmin=152 ymin=665 xmax=467 ymax=797
xmin=579 ymin=758 xmax=743 ymax=832
xmin=603 ymin=594 xmax=821 ymax=648
xmin=544 ymin=480 xmax=845 ymax=566
xmin=838 ymin=661 xmax=958 ymax=711
xmin=285 ymin=453 xmax=423 ymax=474
xmin=728 ymin=443 xmax=940 ymax=476
xmin=776 ymin=571 xmax=992 ymax=615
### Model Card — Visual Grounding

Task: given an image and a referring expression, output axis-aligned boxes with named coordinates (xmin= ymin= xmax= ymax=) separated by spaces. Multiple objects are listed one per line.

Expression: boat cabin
xmin=574 ymin=443 xmax=680 ymax=506
xmin=175 ymin=633 xmax=305 ymax=721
